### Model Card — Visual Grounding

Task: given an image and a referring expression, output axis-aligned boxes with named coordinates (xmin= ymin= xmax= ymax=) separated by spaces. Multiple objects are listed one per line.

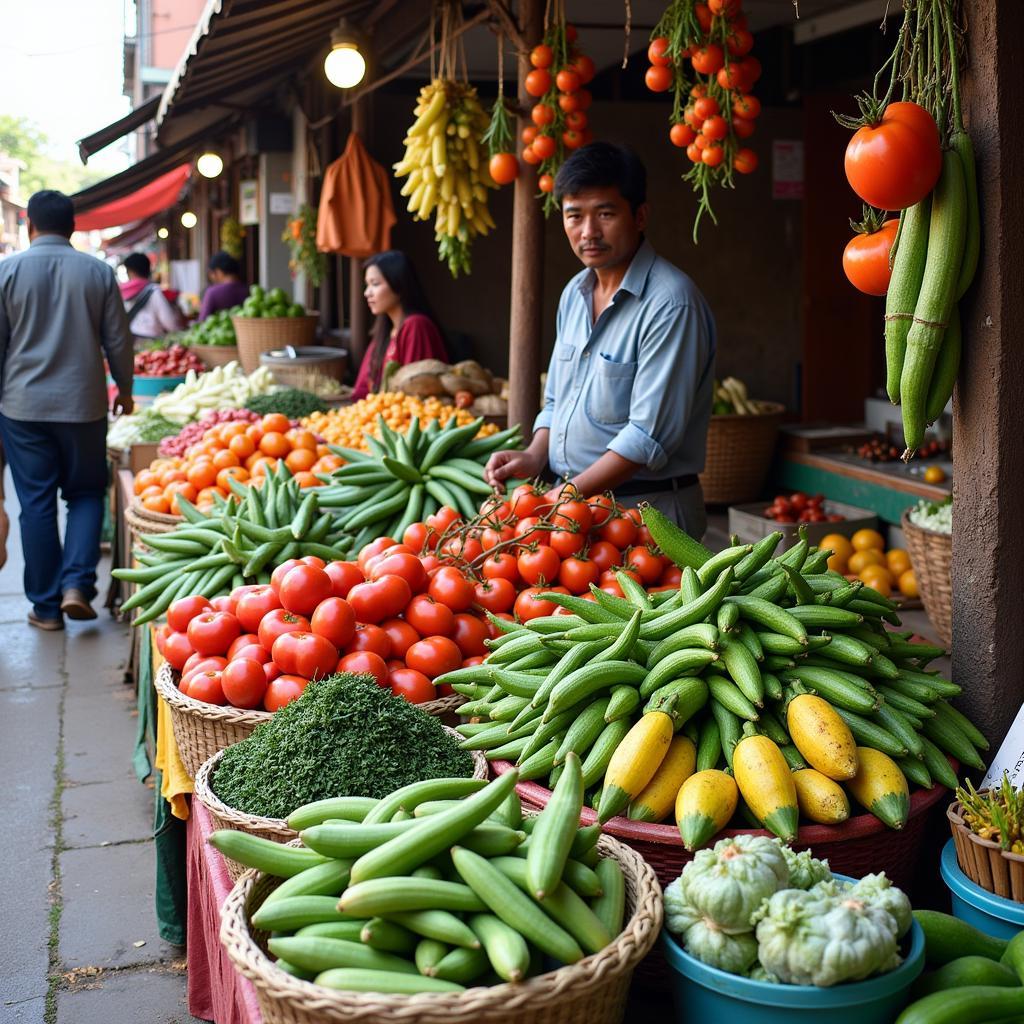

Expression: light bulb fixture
xmin=180 ymin=211 xmax=198 ymax=229
xmin=157 ymin=227 xmax=169 ymax=239
xmin=196 ymin=151 xmax=224 ymax=178
xmin=324 ymin=20 xmax=366 ymax=89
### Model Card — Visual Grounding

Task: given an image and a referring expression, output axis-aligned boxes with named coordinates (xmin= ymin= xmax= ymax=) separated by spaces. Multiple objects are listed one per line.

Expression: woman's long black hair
xmin=364 ymin=250 xmax=442 ymax=389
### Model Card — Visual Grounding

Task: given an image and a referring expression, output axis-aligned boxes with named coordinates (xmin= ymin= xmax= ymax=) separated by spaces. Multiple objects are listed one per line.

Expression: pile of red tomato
xmin=520 ymin=25 xmax=597 ymax=195
xmin=646 ymin=0 xmax=759 ymax=176
xmin=762 ymin=492 xmax=844 ymax=525
xmin=155 ymin=486 xmax=680 ymax=713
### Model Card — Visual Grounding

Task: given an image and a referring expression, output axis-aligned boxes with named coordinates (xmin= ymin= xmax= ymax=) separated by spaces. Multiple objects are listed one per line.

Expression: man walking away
xmin=0 ymin=190 xmax=134 ymax=629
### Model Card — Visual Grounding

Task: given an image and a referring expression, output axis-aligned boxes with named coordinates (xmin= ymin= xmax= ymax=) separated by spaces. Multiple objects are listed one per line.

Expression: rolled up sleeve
xmin=606 ymin=301 xmax=711 ymax=473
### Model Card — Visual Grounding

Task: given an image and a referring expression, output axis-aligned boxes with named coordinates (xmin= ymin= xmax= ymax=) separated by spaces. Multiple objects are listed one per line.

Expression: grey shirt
xmin=0 ymin=235 xmax=134 ymax=422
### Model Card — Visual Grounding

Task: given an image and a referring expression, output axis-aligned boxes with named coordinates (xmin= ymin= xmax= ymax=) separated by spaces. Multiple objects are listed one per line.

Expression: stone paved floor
xmin=0 ymin=469 xmax=947 ymax=1023
xmin=1 ymin=468 xmax=201 ymax=1024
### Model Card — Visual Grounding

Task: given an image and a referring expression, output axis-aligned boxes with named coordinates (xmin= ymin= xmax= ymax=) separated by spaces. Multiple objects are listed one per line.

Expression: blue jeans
xmin=0 ymin=414 xmax=107 ymax=619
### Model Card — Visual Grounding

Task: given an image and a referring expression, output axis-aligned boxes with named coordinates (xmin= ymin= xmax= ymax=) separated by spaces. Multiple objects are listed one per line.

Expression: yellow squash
xmin=597 ymin=711 xmax=674 ymax=823
xmin=675 ymin=769 xmax=739 ymax=851
xmin=846 ymin=746 xmax=910 ymax=830
xmin=628 ymin=736 xmax=696 ymax=823
xmin=792 ymin=768 xmax=851 ymax=824
xmin=733 ymin=735 xmax=799 ymax=842
xmin=787 ymin=693 xmax=859 ymax=780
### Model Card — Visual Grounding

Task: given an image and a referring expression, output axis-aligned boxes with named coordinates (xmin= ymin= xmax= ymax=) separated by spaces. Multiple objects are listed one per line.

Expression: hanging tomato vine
xmin=518 ymin=3 xmax=597 ymax=215
xmin=647 ymin=0 xmax=761 ymax=241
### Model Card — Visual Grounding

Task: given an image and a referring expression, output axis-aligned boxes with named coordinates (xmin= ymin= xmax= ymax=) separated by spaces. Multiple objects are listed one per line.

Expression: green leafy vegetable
xmin=211 ymin=674 xmax=474 ymax=819
xmin=247 ymin=389 xmax=328 ymax=421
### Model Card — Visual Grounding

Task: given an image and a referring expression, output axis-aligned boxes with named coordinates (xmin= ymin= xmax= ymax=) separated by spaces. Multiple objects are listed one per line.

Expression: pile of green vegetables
xmin=212 ymin=758 xmax=630 ymax=993
xmin=212 ymin=674 xmax=474 ymax=819
xmin=176 ymin=307 xmax=238 ymax=348
xmin=113 ymin=461 xmax=350 ymax=624
xmin=898 ymin=914 xmax=1024 ymax=1023
xmin=664 ymin=834 xmax=912 ymax=984
xmin=239 ymin=284 xmax=307 ymax=320
xmin=247 ymin=389 xmax=328 ymax=421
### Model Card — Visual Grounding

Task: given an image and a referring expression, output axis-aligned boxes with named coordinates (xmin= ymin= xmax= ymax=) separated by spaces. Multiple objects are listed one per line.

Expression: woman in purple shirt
xmin=199 ymin=251 xmax=249 ymax=320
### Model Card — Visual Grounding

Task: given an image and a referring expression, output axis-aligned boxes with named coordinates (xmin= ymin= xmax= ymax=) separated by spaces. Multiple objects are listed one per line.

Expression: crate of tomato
xmin=729 ymin=491 xmax=878 ymax=550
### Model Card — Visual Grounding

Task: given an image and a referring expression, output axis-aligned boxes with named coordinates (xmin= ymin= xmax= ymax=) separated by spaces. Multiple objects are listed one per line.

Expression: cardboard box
xmin=728 ymin=500 xmax=879 ymax=550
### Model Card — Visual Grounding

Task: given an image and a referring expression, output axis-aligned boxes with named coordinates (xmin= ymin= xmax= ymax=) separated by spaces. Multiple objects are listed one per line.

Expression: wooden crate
xmin=728 ymin=499 xmax=879 ymax=550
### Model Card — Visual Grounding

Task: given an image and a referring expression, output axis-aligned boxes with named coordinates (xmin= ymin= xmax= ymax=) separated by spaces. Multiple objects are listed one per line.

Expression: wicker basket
xmin=191 ymin=343 xmax=241 ymax=369
xmin=154 ymin=663 xmax=272 ymax=778
xmin=219 ymin=832 xmax=662 ymax=1024
xmin=124 ymin=499 xmax=183 ymax=553
xmin=700 ymin=401 xmax=785 ymax=505
xmin=232 ymin=316 xmax=319 ymax=374
xmin=195 ymin=737 xmax=489 ymax=881
xmin=948 ymin=798 xmax=1024 ymax=902
xmin=496 ymin=759 xmax=953 ymax=893
xmin=901 ymin=510 xmax=952 ymax=648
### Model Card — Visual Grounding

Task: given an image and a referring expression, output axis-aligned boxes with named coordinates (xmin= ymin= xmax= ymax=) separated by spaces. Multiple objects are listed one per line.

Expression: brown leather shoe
xmin=28 ymin=611 xmax=64 ymax=631
xmin=61 ymin=589 xmax=97 ymax=620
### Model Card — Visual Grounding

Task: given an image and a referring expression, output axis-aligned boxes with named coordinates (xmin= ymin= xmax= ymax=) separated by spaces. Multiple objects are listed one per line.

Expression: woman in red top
xmin=351 ymin=251 xmax=448 ymax=400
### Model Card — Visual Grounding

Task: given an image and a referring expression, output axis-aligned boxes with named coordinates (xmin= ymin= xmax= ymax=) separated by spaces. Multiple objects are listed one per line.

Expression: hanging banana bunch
xmin=394 ymin=79 xmax=497 ymax=277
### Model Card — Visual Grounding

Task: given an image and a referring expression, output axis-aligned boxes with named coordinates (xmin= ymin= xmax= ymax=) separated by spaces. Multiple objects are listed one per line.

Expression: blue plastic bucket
xmin=661 ymin=873 xmax=925 ymax=1024
xmin=941 ymin=838 xmax=1024 ymax=940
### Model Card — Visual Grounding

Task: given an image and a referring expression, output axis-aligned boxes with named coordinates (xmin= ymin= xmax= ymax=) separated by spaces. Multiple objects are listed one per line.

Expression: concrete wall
xmin=372 ymin=95 xmax=803 ymax=408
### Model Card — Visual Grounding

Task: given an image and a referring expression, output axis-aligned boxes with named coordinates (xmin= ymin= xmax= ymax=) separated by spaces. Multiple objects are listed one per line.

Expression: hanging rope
xmin=622 ymin=0 xmax=632 ymax=69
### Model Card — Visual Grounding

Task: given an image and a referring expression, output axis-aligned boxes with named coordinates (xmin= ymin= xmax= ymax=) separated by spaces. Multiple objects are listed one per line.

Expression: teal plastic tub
xmin=661 ymin=874 xmax=925 ymax=1024
xmin=132 ymin=374 xmax=186 ymax=397
xmin=941 ymin=838 xmax=1024 ymax=940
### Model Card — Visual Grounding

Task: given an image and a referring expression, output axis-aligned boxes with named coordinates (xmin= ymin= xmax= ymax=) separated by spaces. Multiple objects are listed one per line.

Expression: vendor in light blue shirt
xmin=485 ymin=143 xmax=716 ymax=538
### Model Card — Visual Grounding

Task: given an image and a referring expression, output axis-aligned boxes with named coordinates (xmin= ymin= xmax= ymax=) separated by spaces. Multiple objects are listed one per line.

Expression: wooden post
xmin=952 ymin=0 xmax=1024 ymax=744
xmin=348 ymin=97 xmax=369 ymax=366
xmin=506 ymin=0 xmax=545 ymax=437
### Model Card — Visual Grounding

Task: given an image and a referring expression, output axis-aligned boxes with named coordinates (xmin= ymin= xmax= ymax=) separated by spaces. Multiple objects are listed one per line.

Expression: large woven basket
xmin=195 ymin=738 xmax=489 ymax=881
xmin=496 ymin=759 xmax=953 ymax=893
xmin=155 ymin=662 xmax=272 ymax=778
xmin=191 ymin=343 xmax=241 ymax=369
xmin=947 ymin=798 xmax=1024 ymax=903
xmin=220 ymin=832 xmax=662 ymax=1024
xmin=232 ymin=316 xmax=319 ymax=374
xmin=156 ymin=665 xmax=470 ymax=780
xmin=700 ymin=401 xmax=785 ymax=505
xmin=124 ymin=499 xmax=183 ymax=555
xmin=901 ymin=510 xmax=952 ymax=648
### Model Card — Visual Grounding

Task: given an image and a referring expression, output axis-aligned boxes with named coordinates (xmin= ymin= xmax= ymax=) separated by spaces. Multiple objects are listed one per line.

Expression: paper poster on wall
xmin=239 ymin=179 xmax=259 ymax=225
xmin=269 ymin=192 xmax=294 ymax=215
xmin=772 ymin=140 xmax=804 ymax=199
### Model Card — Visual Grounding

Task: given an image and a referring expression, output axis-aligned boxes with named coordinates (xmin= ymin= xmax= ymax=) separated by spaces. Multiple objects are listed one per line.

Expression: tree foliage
xmin=0 ymin=115 xmax=104 ymax=199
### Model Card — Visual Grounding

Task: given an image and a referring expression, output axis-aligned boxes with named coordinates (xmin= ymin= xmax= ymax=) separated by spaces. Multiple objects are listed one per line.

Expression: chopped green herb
xmin=211 ymin=673 xmax=473 ymax=819
xmin=247 ymin=389 xmax=328 ymax=420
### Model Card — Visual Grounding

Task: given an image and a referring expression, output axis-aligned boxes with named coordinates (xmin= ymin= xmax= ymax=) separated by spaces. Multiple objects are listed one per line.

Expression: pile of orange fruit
xmin=302 ymin=392 xmax=500 ymax=451
xmin=822 ymin=529 xmax=918 ymax=599
xmin=133 ymin=413 xmax=341 ymax=515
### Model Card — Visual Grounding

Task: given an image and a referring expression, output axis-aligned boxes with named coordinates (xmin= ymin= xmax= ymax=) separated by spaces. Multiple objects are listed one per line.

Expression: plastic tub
xmin=941 ymin=838 xmax=1024 ymax=939
xmin=661 ymin=873 xmax=925 ymax=1024
xmin=132 ymin=373 xmax=186 ymax=397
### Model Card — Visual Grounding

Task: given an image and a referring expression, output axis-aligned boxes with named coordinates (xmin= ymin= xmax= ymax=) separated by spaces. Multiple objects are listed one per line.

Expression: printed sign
xmin=269 ymin=192 xmax=294 ymax=215
xmin=982 ymin=706 xmax=1024 ymax=789
xmin=239 ymin=179 xmax=259 ymax=225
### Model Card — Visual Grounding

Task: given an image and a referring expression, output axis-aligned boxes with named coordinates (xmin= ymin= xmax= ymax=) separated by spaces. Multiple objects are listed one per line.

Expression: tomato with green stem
xmin=517 ymin=545 xmax=562 ymax=586
xmin=842 ymin=208 xmax=899 ymax=296
xmin=473 ymin=577 xmax=516 ymax=614
xmin=404 ymin=594 xmax=456 ymax=637
xmin=406 ymin=636 xmax=462 ymax=679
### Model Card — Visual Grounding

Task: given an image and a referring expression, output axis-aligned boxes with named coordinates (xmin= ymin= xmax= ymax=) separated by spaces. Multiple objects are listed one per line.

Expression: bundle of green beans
xmin=211 ymin=766 xmax=628 ymax=993
xmin=114 ymin=462 xmax=350 ymax=625
xmin=441 ymin=512 xmax=986 ymax=832
xmin=314 ymin=415 xmax=522 ymax=551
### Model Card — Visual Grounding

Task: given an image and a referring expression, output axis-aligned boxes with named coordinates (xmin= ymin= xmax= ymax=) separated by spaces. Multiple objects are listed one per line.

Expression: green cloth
xmin=135 ymin=627 xmax=187 ymax=945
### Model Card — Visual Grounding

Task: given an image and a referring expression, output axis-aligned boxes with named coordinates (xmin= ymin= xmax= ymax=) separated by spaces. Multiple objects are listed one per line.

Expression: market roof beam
xmin=76 ymin=95 xmax=161 ymax=165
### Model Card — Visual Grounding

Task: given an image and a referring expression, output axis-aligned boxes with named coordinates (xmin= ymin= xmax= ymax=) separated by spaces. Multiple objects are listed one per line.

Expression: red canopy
xmin=74 ymin=164 xmax=190 ymax=232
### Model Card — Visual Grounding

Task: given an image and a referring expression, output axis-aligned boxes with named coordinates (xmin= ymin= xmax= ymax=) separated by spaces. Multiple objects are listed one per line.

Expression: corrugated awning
xmin=155 ymin=0 xmax=408 ymax=144
xmin=74 ymin=165 xmax=190 ymax=232
xmin=77 ymin=96 xmax=161 ymax=164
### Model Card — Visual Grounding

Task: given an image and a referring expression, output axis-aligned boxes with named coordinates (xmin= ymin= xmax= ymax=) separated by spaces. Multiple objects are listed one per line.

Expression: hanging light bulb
xmin=324 ymin=20 xmax=366 ymax=88
xmin=157 ymin=227 xmax=169 ymax=239
xmin=196 ymin=152 xmax=224 ymax=178
xmin=180 ymin=211 xmax=198 ymax=229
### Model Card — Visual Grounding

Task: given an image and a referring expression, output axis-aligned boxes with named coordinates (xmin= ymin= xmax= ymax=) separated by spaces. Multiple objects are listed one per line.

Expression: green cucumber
xmin=914 ymin=909 xmax=1009 ymax=965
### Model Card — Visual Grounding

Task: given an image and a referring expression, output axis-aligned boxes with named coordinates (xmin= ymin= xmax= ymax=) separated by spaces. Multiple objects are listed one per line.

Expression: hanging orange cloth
xmin=316 ymin=132 xmax=397 ymax=257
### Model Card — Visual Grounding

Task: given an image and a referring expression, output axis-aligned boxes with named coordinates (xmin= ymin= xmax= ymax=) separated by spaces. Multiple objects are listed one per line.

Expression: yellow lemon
xmin=851 ymin=528 xmax=885 ymax=552
xmin=898 ymin=569 xmax=919 ymax=598
xmin=923 ymin=465 xmax=947 ymax=484
xmin=848 ymin=549 xmax=886 ymax=574
xmin=886 ymin=548 xmax=912 ymax=577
